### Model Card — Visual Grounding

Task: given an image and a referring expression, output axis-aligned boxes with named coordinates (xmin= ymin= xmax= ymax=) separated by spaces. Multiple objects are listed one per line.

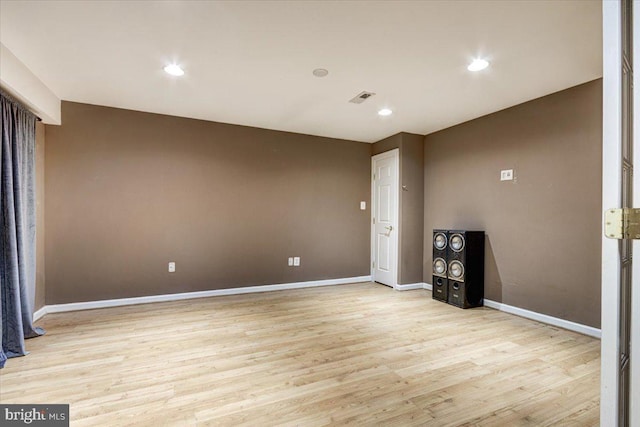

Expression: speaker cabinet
xmin=446 ymin=230 xmax=485 ymax=308
xmin=432 ymin=229 xmax=484 ymax=308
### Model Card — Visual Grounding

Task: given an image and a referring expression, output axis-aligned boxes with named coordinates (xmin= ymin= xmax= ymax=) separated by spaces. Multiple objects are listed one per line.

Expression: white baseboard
xmin=395 ymin=282 xmax=426 ymax=291
xmin=483 ymin=299 xmax=601 ymax=339
xmin=422 ymin=282 xmax=600 ymax=338
xmin=38 ymin=275 xmax=372 ymax=316
xmin=33 ymin=306 xmax=47 ymax=322
xmin=33 ymin=276 xmax=600 ymax=339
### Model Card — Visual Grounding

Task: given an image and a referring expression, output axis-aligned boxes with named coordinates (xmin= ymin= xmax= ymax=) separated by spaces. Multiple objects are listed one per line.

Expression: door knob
xmin=385 ymin=226 xmax=393 ymax=231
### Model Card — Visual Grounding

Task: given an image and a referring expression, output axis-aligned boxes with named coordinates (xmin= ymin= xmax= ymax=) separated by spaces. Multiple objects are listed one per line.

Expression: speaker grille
xmin=433 ymin=257 xmax=447 ymax=276
xmin=449 ymin=233 xmax=465 ymax=252
xmin=448 ymin=260 xmax=464 ymax=280
xmin=433 ymin=232 xmax=447 ymax=250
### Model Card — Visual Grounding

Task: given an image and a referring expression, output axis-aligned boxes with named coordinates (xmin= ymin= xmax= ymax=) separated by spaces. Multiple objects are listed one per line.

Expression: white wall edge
xmin=0 ymin=43 xmax=61 ymax=124
xmin=483 ymin=299 xmax=601 ymax=339
xmin=395 ymin=283 xmax=426 ymax=291
xmin=40 ymin=276 xmax=372 ymax=315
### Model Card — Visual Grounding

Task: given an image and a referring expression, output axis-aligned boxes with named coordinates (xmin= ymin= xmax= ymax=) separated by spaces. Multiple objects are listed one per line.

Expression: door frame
xmin=602 ymin=0 xmax=640 ymax=424
xmin=370 ymin=148 xmax=400 ymax=288
xmin=633 ymin=1 xmax=640 ymax=419
xmin=601 ymin=2 xmax=623 ymax=423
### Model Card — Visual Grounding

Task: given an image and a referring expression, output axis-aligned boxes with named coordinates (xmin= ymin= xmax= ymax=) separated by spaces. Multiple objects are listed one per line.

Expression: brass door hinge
xmin=605 ymin=208 xmax=640 ymax=239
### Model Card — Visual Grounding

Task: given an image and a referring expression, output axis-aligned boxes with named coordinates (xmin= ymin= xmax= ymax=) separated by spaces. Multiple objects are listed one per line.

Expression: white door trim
xmin=601 ymin=1 xmax=622 ymax=423
xmin=371 ymin=149 xmax=399 ymax=288
xmin=631 ymin=1 xmax=640 ymax=423
xmin=599 ymin=2 xmax=640 ymax=422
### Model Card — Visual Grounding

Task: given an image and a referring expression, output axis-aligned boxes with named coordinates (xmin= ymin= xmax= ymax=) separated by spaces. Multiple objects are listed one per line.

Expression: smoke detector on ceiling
xmin=349 ymin=91 xmax=376 ymax=104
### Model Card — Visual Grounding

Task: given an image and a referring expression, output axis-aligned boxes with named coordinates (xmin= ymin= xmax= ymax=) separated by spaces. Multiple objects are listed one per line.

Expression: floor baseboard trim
xmin=33 ymin=306 xmax=47 ymax=322
xmin=35 ymin=277 xmax=599 ymax=339
xmin=483 ymin=299 xmax=601 ymax=339
xmin=422 ymin=283 xmax=600 ymax=338
xmin=395 ymin=283 xmax=426 ymax=291
xmin=40 ymin=276 xmax=372 ymax=316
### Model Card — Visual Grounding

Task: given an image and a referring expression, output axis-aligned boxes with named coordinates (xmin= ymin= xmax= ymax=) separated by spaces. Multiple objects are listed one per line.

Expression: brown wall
xmin=372 ymin=134 xmax=401 ymax=157
xmin=399 ymin=134 xmax=424 ymax=284
xmin=35 ymin=121 xmax=46 ymax=311
xmin=45 ymin=102 xmax=371 ymax=304
xmin=423 ymin=79 xmax=602 ymax=327
xmin=372 ymin=133 xmax=424 ymax=285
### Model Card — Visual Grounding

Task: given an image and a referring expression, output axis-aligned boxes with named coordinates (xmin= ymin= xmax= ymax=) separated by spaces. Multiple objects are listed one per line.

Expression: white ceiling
xmin=0 ymin=0 xmax=602 ymax=143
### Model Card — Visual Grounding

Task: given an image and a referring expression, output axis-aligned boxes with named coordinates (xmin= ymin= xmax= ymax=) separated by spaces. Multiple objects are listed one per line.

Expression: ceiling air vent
xmin=349 ymin=91 xmax=376 ymax=104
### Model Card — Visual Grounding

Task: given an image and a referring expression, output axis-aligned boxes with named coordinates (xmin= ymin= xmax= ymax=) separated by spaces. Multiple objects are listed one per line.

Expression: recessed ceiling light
xmin=313 ymin=68 xmax=329 ymax=77
xmin=378 ymin=108 xmax=393 ymax=116
xmin=467 ymin=58 xmax=489 ymax=72
xmin=164 ymin=64 xmax=185 ymax=76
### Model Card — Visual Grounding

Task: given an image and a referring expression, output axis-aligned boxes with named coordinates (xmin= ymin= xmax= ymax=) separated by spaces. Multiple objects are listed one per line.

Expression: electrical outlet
xmin=293 ymin=257 xmax=300 ymax=266
xmin=500 ymin=169 xmax=514 ymax=181
xmin=168 ymin=262 xmax=176 ymax=273
xmin=288 ymin=257 xmax=294 ymax=266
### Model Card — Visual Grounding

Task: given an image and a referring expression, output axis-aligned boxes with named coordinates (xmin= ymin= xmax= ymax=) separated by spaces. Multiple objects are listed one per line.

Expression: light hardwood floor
xmin=1 ymin=283 xmax=599 ymax=426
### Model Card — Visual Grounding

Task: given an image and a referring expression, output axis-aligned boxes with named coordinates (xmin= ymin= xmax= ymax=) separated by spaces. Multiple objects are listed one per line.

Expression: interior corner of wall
xmin=0 ymin=43 xmax=61 ymax=125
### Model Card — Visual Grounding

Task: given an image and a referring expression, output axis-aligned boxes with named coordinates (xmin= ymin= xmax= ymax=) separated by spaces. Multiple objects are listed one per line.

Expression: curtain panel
xmin=0 ymin=91 xmax=44 ymax=368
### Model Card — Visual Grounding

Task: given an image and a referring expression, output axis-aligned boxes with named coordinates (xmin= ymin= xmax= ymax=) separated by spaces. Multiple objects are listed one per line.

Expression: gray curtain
xmin=0 ymin=91 xmax=44 ymax=368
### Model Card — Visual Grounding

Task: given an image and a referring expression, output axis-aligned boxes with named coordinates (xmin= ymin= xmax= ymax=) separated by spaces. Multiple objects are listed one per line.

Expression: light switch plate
xmin=500 ymin=169 xmax=514 ymax=181
xmin=168 ymin=262 xmax=176 ymax=272
xmin=288 ymin=257 xmax=294 ymax=266
xmin=360 ymin=201 xmax=366 ymax=210
xmin=293 ymin=257 xmax=300 ymax=266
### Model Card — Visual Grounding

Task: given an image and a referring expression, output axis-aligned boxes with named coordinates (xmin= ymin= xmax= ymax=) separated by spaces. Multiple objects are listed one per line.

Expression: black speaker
xmin=446 ymin=230 xmax=485 ymax=308
xmin=432 ymin=230 xmax=448 ymax=302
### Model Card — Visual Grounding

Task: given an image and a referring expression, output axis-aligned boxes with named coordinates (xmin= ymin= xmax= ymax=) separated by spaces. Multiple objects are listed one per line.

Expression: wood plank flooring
xmin=0 ymin=283 xmax=600 ymax=426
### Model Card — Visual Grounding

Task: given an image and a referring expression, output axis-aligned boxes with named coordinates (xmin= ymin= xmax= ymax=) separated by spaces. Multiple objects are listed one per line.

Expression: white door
xmin=371 ymin=149 xmax=399 ymax=287
xmin=602 ymin=1 xmax=640 ymax=425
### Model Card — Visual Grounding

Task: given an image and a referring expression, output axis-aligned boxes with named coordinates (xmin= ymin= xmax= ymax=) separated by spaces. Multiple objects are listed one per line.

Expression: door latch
xmin=605 ymin=208 xmax=640 ymax=239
